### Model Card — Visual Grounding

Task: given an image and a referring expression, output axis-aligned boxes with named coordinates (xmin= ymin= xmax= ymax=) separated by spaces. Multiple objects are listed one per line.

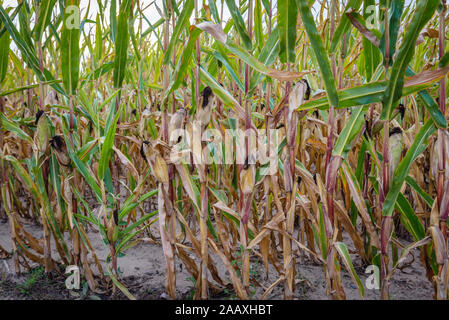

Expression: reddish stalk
xmin=437 ymin=0 xmax=447 ymax=241
xmin=380 ymin=1 xmax=391 ymax=300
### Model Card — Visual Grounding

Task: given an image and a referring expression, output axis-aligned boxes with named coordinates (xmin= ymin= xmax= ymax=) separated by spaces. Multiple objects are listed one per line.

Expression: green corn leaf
xmin=297 ymin=0 xmax=339 ymax=108
xmin=4 ymin=155 xmax=41 ymax=201
xmin=197 ymin=22 xmax=304 ymax=82
xmin=0 ymin=114 xmax=33 ymax=144
xmin=163 ymin=0 xmax=194 ymax=65
xmin=299 ymin=67 xmax=449 ymax=111
xmin=129 ymin=22 xmax=141 ymax=61
xmin=169 ymin=26 xmax=202 ymax=92
xmin=0 ymin=3 xmax=22 ymax=38
xmin=405 ymin=176 xmax=434 ymax=208
xmin=212 ymin=50 xmax=244 ymax=91
xmin=0 ymin=26 xmax=10 ymax=85
xmin=61 ymin=0 xmax=80 ymax=95
xmin=110 ymin=0 xmax=117 ymax=42
xmin=119 ymin=210 xmax=158 ymax=237
xmin=200 ymin=66 xmax=243 ymax=112
xmin=0 ymin=79 xmax=62 ymax=96
xmin=254 ymin=0 xmax=264 ymax=51
xmin=278 ymin=0 xmax=297 ymax=63
xmin=261 ymin=0 xmax=271 ymax=14
xmin=396 ymin=193 xmax=426 ymax=241
xmin=329 ymin=0 xmax=363 ymax=54
xmin=61 ymin=124 xmax=102 ymax=202
xmin=107 ymin=267 xmax=136 ymax=300
xmin=249 ymin=27 xmax=280 ymax=91
xmin=383 ymin=119 xmax=436 ymax=217
xmin=381 ymin=0 xmax=439 ymax=120
xmin=81 ymin=62 xmax=114 ymax=86
xmin=0 ymin=5 xmax=65 ymax=95
xmin=439 ymin=51 xmax=449 ymax=68
xmin=34 ymin=0 xmax=57 ymax=42
xmin=94 ymin=14 xmax=102 ymax=65
xmin=18 ymin=4 xmax=34 ymax=51
xmin=119 ymin=189 xmax=157 ymax=220
xmin=332 ymin=106 xmax=367 ymax=158
xmin=208 ymin=0 xmax=220 ymax=24
xmin=335 ymin=242 xmax=365 ymax=298
xmin=348 ymin=10 xmax=446 ymax=128
xmin=225 ymin=0 xmax=252 ymax=50
xmin=361 ymin=0 xmax=381 ymax=81
xmin=98 ymin=103 xmax=123 ymax=181
xmin=379 ymin=0 xmax=405 ymax=65
xmin=405 ymin=67 xmax=447 ymax=129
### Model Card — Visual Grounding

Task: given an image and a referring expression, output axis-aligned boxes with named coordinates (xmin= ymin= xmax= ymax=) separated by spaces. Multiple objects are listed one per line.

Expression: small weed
xmin=186 ymin=276 xmax=196 ymax=300
xmin=18 ymin=267 xmax=45 ymax=295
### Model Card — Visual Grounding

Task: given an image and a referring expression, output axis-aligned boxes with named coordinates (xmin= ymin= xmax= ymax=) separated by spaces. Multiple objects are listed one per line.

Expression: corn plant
xmin=0 ymin=0 xmax=448 ymax=300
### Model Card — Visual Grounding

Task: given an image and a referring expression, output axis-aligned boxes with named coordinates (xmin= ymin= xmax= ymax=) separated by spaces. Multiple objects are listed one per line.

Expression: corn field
xmin=0 ymin=0 xmax=449 ymax=300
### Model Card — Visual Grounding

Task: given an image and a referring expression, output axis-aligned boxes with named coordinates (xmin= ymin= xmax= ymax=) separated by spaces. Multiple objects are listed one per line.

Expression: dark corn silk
xmin=398 ymin=103 xmax=405 ymax=120
xmin=201 ymin=86 xmax=213 ymax=107
xmin=389 ymin=126 xmax=403 ymax=137
xmin=113 ymin=208 xmax=119 ymax=226
xmin=50 ymin=135 xmax=71 ymax=167
xmin=363 ymin=114 xmax=372 ymax=140
xmin=303 ymin=79 xmax=311 ymax=100
xmin=140 ymin=140 xmax=150 ymax=162
xmin=276 ymin=123 xmax=285 ymax=129
xmin=35 ymin=109 xmax=45 ymax=125
xmin=196 ymin=86 xmax=214 ymax=131
xmin=243 ymin=156 xmax=249 ymax=170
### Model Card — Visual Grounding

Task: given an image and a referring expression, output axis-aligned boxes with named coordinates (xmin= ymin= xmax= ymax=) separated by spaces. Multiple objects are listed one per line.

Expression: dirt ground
xmin=0 ymin=218 xmax=434 ymax=300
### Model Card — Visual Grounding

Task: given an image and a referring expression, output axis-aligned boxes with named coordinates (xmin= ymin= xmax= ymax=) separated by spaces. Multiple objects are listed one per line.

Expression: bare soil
xmin=0 ymin=219 xmax=434 ymax=300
